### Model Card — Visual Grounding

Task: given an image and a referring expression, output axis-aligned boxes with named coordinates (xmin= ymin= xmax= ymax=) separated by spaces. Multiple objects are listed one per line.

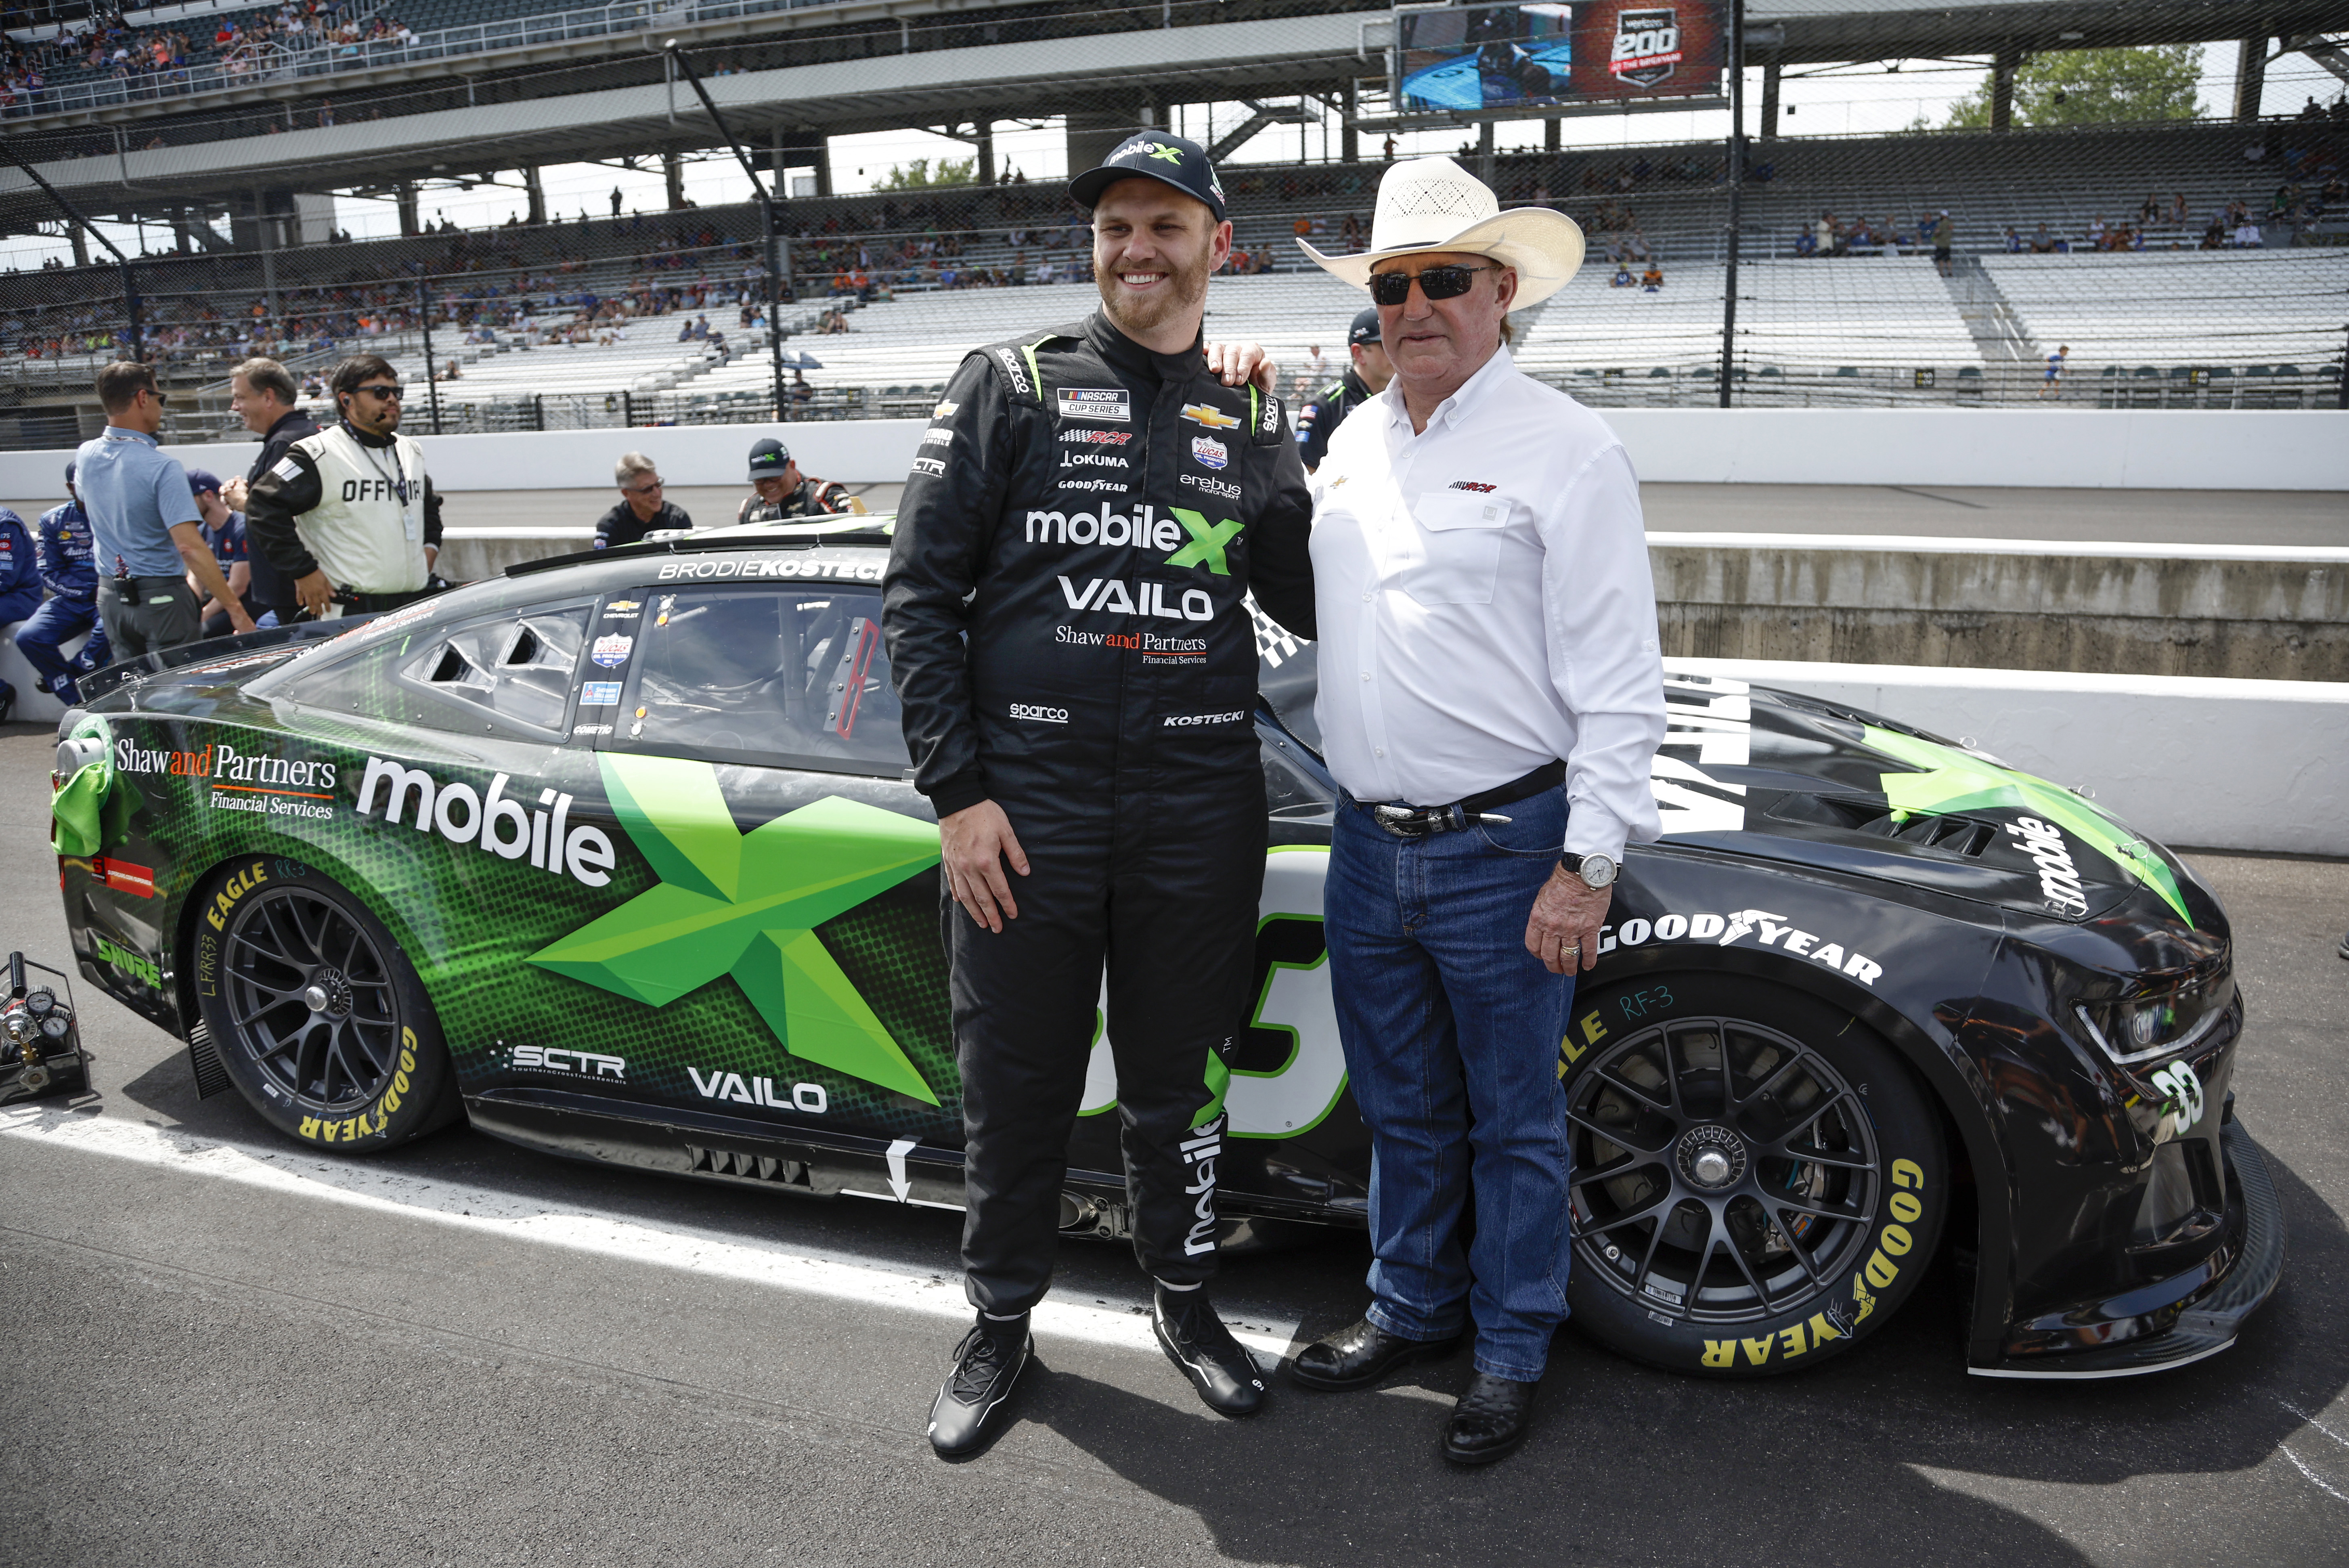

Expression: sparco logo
xmin=1009 ymin=702 xmax=1069 ymax=723
xmin=1610 ymin=6 xmax=1681 ymax=86
xmin=1164 ymin=711 xmax=1245 ymax=727
xmin=2005 ymin=816 xmax=2090 ymax=915
xmin=1059 ymin=576 xmax=1215 ymax=622
xmin=991 ymin=346 xmax=1030 ymax=396
xmin=356 ymin=757 xmax=616 ymax=887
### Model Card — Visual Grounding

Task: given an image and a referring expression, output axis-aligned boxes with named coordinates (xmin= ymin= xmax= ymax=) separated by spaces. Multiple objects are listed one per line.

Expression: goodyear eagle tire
xmin=1558 ymin=971 xmax=1945 ymax=1377
xmin=192 ymin=855 xmax=460 ymax=1152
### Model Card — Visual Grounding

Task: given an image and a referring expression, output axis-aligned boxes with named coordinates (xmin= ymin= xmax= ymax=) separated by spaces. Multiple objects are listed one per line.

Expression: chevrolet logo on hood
xmin=1180 ymin=403 xmax=1241 ymax=430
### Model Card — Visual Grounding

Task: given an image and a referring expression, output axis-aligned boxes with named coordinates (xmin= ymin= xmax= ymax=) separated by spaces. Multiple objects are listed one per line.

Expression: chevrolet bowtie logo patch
xmin=1180 ymin=403 xmax=1241 ymax=430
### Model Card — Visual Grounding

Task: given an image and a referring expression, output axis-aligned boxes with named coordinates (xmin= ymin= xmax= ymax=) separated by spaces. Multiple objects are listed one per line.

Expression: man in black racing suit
xmin=884 ymin=129 xmax=1316 ymax=1456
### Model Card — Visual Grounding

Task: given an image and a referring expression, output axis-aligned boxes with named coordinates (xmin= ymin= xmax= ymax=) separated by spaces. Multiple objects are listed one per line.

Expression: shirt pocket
xmin=1402 ymin=490 xmax=1507 ymax=608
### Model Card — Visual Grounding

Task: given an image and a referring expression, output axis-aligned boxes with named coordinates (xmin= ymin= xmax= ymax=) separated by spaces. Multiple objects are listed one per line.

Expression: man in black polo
xmin=884 ymin=130 xmax=1316 ymax=1455
xmin=1293 ymin=306 xmax=1393 ymax=473
xmin=736 ymin=437 xmax=853 ymax=522
xmin=594 ymin=452 xmax=692 ymax=548
xmin=220 ymin=356 xmax=318 ymax=628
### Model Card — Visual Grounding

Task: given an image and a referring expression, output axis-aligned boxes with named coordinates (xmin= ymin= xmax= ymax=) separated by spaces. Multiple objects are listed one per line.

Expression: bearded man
xmin=884 ymin=130 xmax=1316 ymax=1457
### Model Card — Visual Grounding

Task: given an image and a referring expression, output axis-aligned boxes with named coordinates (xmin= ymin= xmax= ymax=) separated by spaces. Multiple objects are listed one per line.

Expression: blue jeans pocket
xmin=1470 ymin=786 xmax=1567 ymax=858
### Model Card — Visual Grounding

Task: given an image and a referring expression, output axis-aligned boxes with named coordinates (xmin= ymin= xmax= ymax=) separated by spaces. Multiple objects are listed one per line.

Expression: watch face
xmin=1581 ymin=854 xmax=1617 ymax=889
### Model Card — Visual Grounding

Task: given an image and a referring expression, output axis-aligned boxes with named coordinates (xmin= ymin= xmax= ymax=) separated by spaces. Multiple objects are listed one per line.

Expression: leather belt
xmin=1361 ymin=759 xmax=1565 ymax=840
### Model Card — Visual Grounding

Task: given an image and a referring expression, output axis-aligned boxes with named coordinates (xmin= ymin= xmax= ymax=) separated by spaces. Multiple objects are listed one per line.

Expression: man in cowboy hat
xmin=1285 ymin=157 xmax=1666 ymax=1466
xmin=884 ymin=127 xmax=1316 ymax=1457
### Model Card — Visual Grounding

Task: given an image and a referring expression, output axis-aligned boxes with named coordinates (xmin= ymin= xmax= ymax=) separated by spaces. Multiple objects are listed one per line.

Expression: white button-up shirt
xmin=1308 ymin=346 xmax=1666 ymax=861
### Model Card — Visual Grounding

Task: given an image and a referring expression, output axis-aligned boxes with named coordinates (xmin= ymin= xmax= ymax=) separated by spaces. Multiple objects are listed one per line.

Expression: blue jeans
xmin=1324 ymin=785 xmax=1576 ymax=1381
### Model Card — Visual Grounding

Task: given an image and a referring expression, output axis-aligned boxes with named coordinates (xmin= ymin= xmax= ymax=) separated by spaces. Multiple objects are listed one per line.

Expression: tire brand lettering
xmin=1595 ymin=907 xmax=1882 ymax=986
xmin=205 ymin=863 xmax=268 ymax=931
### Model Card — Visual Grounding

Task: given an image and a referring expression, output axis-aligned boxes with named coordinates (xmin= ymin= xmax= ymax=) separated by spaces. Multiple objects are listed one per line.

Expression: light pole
xmin=666 ymin=40 xmax=791 ymax=423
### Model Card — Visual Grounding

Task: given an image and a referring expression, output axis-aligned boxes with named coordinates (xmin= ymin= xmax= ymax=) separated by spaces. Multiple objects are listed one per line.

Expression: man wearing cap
xmin=0 ymin=501 xmax=38 ymax=721
xmin=1285 ymin=157 xmax=1666 ymax=1466
xmin=77 ymin=361 xmax=254 ymax=656
xmin=595 ymin=452 xmax=692 ymax=549
xmin=1293 ymin=306 xmax=1395 ymax=473
xmin=14 ymin=462 xmax=111 ymax=707
xmin=183 ymin=470 xmax=251 ymax=641
xmin=736 ymin=437 xmax=853 ymax=523
xmin=884 ymin=128 xmax=1316 ymax=1456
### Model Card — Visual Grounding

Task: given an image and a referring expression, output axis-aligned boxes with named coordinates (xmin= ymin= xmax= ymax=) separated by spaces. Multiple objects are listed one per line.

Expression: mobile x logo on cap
xmin=1347 ymin=306 xmax=1382 ymax=346
xmin=1068 ymin=129 xmax=1228 ymax=221
xmin=746 ymin=437 xmax=790 ymax=480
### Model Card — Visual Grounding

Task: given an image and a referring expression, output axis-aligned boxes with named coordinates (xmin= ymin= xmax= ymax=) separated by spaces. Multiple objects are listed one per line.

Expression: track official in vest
xmin=246 ymin=354 xmax=444 ymax=618
xmin=1287 ymin=158 xmax=1667 ymax=1467
xmin=884 ymin=129 xmax=1317 ymax=1457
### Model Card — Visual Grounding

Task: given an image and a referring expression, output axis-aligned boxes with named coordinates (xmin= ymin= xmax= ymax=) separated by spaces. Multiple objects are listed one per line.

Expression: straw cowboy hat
xmin=1297 ymin=156 xmax=1584 ymax=308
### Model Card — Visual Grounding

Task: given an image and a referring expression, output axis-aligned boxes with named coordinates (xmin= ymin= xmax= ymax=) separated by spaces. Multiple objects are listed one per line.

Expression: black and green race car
xmin=49 ymin=525 xmax=2282 ymax=1381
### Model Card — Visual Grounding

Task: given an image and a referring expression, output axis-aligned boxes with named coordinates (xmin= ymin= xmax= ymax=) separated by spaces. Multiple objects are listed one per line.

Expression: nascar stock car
xmin=48 ymin=523 xmax=2282 ymax=1381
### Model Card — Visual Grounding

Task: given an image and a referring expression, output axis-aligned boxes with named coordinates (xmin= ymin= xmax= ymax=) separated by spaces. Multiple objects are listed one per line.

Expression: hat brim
xmin=1298 ymin=208 xmax=1585 ymax=308
xmin=1067 ymin=166 xmax=1224 ymax=221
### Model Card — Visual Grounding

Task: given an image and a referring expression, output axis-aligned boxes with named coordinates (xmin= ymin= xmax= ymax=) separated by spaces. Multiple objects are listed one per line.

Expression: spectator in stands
xmin=78 ymin=361 xmax=251 ymax=656
xmin=1641 ymin=260 xmax=1664 ymax=292
xmin=184 ymin=469 xmax=251 ymax=641
xmin=2137 ymin=194 xmax=2161 ymax=224
xmin=2039 ymin=344 xmax=2067 ymax=400
xmin=737 ymin=438 xmax=852 ymax=522
xmin=1932 ymin=212 xmax=1954 ymax=276
xmin=2087 ymin=216 xmax=2106 ymax=247
xmin=1610 ymin=261 xmax=1635 ymax=286
xmin=2028 ymin=224 xmax=2056 ymax=254
xmin=2002 ymin=226 xmax=2022 ymax=253
xmin=595 ymin=453 xmax=690 ymax=549
xmin=2232 ymin=215 xmax=2263 ymax=247
xmin=16 ymin=463 xmax=111 ymax=709
xmin=2171 ymin=192 xmax=2189 ymax=225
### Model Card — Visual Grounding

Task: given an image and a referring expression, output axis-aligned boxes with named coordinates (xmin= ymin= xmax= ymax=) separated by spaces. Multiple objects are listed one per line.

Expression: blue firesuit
xmin=13 ymin=500 xmax=112 ymax=704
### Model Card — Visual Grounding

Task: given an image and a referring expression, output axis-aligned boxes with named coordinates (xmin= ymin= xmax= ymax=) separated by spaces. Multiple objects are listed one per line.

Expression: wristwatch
xmin=1561 ymin=851 xmax=1617 ymax=890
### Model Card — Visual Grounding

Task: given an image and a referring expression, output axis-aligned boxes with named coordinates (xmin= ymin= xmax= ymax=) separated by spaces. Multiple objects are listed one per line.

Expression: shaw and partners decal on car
xmin=115 ymin=738 xmax=339 ymax=820
xmin=1584 ymin=908 xmax=1884 ymax=986
xmin=527 ymin=755 xmax=944 ymax=1106
xmin=656 ymin=557 xmax=883 ymax=582
xmin=355 ymin=757 xmax=616 ymax=888
xmin=1057 ymin=388 xmax=1132 ymax=423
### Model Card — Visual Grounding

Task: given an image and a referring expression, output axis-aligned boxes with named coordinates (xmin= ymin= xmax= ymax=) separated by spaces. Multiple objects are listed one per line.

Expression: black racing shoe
xmin=1152 ymin=1286 xmax=1266 ymax=1417
xmin=928 ymin=1315 xmax=1032 ymax=1459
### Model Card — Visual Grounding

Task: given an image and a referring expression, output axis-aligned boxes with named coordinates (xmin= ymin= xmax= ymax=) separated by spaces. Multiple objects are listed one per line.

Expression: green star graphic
xmin=528 ymin=754 xmax=944 ymax=1104
xmin=1863 ymin=726 xmax=2190 ymax=923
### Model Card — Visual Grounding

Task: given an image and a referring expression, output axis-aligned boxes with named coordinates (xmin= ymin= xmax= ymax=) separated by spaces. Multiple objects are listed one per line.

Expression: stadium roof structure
xmin=2 ymin=0 xmax=2340 ymax=235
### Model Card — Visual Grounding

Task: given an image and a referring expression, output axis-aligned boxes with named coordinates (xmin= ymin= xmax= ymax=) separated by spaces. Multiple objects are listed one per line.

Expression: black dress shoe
xmin=928 ymin=1314 xmax=1032 ymax=1458
xmin=1291 ymin=1317 xmax=1464 ymax=1391
xmin=1153 ymin=1286 xmax=1266 ymax=1417
xmin=1443 ymin=1371 xmax=1538 ymax=1466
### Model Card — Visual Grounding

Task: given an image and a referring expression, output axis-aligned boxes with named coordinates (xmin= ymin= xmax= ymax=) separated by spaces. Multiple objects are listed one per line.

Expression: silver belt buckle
xmin=1373 ymin=804 xmax=1428 ymax=838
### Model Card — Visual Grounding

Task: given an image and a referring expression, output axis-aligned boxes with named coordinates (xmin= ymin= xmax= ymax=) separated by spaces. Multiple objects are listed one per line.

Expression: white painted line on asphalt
xmin=0 ymin=1109 xmax=1299 ymax=1359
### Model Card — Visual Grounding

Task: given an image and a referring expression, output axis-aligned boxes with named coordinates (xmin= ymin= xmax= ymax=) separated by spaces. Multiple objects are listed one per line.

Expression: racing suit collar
xmin=338 ymin=417 xmax=398 ymax=449
xmin=1082 ymin=308 xmax=1204 ymax=382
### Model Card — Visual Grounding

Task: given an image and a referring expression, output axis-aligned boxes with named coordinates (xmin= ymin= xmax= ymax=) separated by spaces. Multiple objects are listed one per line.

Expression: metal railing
xmin=2 ymin=0 xmax=859 ymax=120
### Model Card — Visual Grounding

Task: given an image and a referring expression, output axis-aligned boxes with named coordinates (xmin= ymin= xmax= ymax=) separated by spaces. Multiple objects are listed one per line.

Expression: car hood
xmin=1256 ymin=639 xmax=2209 ymax=931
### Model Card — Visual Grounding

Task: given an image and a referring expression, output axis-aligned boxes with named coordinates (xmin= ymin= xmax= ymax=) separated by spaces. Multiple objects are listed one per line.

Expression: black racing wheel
xmin=1560 ymin=972 xmax=1947 ymax=1377
xmin=192 ymin=855 xmax=461 ymax=1152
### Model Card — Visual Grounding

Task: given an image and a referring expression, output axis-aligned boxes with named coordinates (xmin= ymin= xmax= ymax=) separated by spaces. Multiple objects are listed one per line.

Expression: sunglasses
xmin=1368 ymin=264 xmax=1494 ymax=306
xmin=624 ymin=480 xmax=664 ymax=494
xmin=354 ymin=384 xmax=404 ymax=400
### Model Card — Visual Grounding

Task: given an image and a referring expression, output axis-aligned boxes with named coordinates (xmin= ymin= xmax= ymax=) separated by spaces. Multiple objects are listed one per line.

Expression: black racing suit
xmin=1293 ymin=366 xmax=1373 ymax=473
xmin=737 ymin=476 xmax=852 ymax=522
xmin=241 ymin=407 xmax=319 ymax=621
xmin=883 ymin=310 xmax=1317 ymax=1315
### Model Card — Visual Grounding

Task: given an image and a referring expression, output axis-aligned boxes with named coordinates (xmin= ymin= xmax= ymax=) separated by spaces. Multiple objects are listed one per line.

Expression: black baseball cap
xmin=64 ymin=459 xmax=76 ymax=484
xmin=1068 ymin=130 xmax=1227 ymax=222
xmin=747 ymin=437 xmax=791 ymax=480
xmin=1347 ymin=307 xmax=1382 ymax=346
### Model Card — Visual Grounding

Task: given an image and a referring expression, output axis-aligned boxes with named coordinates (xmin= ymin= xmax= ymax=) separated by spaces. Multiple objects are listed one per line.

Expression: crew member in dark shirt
xmin=595 ymin=451 xmax=693 ymax=548
xmin=736 ymin=437 xmax=854 ymax=522
xmin=220 ymin=356 xmax=321 ymax=628
xmin=1293 ymin=307 xmax=1393 ymax=473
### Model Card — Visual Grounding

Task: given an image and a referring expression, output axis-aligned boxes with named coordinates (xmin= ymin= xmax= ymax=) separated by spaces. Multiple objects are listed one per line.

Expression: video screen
xmin=1394 ymin=1 xmax=1721 ymax=113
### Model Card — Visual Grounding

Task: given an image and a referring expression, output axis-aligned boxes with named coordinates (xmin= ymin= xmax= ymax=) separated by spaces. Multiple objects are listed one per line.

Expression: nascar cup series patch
xmin=1191 ymin=436 xmax=1230 ymax=471
xmin=1057 ymin=388 xmax=1132 ymax=423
